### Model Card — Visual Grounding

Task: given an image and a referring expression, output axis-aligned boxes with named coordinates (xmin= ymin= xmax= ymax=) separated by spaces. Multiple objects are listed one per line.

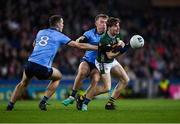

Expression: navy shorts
xmin=81 ymin=58 xmax=97 ymax=72
xmin=24 ymin=61 xmax=53 ymax=80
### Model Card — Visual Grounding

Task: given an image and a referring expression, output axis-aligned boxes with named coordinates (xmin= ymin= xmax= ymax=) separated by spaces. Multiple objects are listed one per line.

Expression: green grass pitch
xmin=0 ymin=99 xmax=180 ymax=123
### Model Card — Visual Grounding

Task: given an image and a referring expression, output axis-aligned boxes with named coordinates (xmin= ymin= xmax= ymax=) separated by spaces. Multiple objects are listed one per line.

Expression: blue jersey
xmin=83 ymin=28 xmax=102 ymax=64
xmin=28 ymin=28 xmax=71 ymax=68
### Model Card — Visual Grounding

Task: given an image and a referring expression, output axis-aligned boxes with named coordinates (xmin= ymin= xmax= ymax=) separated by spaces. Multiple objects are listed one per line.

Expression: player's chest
xmin=107 ymin=37 xmax=119 ymax=45
xmin=89 ymin=35 xmax=101 ymax=45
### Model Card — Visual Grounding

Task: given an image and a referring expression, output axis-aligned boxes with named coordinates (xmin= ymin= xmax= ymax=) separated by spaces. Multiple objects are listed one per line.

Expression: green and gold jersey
xmin=96 ymin=32 xmax=122 ymax=63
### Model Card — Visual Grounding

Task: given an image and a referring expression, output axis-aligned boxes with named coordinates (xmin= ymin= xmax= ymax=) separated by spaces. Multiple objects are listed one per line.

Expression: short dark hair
xmin=49 ymin=15 xmax=62 ymax=27
xmin=95 ymin=14 xmax=109 ymax=22
xmin=106 ymin=17 xmax=121 ymax=28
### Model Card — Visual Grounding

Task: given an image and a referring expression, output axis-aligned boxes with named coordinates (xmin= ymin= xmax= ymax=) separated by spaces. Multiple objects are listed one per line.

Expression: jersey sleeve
xmin=83 ymin=31 xmax=91 ymax=41
xmin=58 ymin=33 xmax=72 ymax=45
xmin=117 ymin=33 xmax=123 ymax=40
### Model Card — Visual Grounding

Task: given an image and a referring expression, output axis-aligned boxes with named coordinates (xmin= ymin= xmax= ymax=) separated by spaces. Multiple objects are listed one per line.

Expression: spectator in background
xmin=0 ymin=0 xmax=179 ymax=83
xmin=158 ymin=77 xmax=170 ymax=98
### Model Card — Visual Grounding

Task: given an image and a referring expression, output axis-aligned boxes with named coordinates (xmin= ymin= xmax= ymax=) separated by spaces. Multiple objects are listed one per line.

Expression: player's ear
xmin=95 ymin=21 xmax=98 ymax=27
xmin=33 ymin=41 xmax=36 ymax=47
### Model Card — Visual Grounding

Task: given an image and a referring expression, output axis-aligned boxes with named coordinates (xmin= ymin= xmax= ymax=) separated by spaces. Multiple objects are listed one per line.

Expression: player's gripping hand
xmin=112 ymin=41 xmax=130 ymax=53
xmin=117 ymin=40 xmax=125 ymax=48
xmin=76 ymin=36 xmax=88 ymax=43
xmin=112 ymin=40 xmax=125 ymax=52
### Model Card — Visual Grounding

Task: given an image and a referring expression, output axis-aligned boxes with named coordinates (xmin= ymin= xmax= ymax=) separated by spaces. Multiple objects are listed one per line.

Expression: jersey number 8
xmin=38 ymin=36 xmax=49 ymax=46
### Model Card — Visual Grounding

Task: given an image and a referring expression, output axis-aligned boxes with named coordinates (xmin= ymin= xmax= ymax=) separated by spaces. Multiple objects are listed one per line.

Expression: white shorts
xmin=95 ymin=59 xmax=120 ymax=74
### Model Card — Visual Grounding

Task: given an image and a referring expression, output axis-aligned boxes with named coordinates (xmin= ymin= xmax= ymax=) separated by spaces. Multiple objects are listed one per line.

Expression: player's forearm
xmin=112 ymin=44 xmax=130 ymax=54
xmin=68 ymin=41 xmax=97 ymax=50
xmin=108 ymin=44 xmax=130 ymax=59
xmin=112 ymin=52 xmax=120 ymax=58
xmin=78 ymin=43 xmax=98 ymax=50
xmin=106 ymin=51 xmax=120 ymax=59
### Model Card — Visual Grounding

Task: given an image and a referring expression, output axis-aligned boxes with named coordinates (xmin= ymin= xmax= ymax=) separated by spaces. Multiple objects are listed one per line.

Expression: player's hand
xmin=117 ymin=40 xmax=125 ymax=48
xmin=111 ymin=40 xmax=125 ymax=51
xmin=76 ymin=36 xmax=87 ymax=43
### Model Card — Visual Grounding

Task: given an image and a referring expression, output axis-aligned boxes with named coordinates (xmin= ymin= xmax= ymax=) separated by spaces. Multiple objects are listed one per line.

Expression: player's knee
xmin=58 ymin=72 xmax=62 ymax=80
xmin=125 ymin=77 xmax=130 ymax=84
xmin=122 ymin=76 xmax=130 ymax=86
xmin=54 ymin=71 xmax=62 ymax=81
xmin=51 ymin=68 xmax=62 ymax=80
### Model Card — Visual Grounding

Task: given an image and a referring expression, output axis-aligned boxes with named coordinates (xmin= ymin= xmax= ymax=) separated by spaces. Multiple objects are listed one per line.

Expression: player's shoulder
xmin=101 ymin=32 xmax=108 ymax=39
xmin=41 ymin=28 xmax=60 ymax=34
xmin=86 ymin=28 xmax=96 ymax=33
xmin=84 ymin=28 xmax=96 ymax=35
xmin=116 ymin=33 xmax=122 ymax=39
xmin=37 ymin=28 xmax=69 ymax=40
xmin=37 ymin=28 xmax=54 ymax=35
xmin=99 ymin=32 xmax=110 ymax=44
xmin=37 ymin=29 xmax=45 ymax=34
xmin=48 ymin=28 xmax=68 ymax=37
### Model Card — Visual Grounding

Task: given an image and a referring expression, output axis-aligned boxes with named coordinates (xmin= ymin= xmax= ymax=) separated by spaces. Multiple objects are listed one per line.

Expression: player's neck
xmin=50 ymin=27 xmax=61 ymax=32
xmin=107 ymin=30 xmax=116 ymax=38
xmin=96 ymin=28 xmax=104 ymax=35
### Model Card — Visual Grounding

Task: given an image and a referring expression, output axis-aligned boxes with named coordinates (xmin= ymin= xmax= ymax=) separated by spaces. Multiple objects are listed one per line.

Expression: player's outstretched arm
xmin=67 ymin=41 xmax=98 ymax=50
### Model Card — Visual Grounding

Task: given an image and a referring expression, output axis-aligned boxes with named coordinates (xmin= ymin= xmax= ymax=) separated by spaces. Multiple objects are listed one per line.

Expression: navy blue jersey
xmin=28 ymin=28 xmax=71 ymax=68
xmin=83 ymin=28 xmax=102 ymax=64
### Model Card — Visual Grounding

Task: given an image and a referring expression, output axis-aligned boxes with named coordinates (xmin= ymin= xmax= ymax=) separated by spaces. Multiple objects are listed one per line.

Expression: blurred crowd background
xmin=0 ymin=0 xmax=180 ymax=98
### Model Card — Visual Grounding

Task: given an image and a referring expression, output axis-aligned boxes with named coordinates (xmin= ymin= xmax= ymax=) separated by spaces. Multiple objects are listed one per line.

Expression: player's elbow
xmin=68 ymin=41 xmax=97 ymax=50
xmin=78 ymin=43 xmax=97 ymax=50
xmin=69 ymin=41 xmax=86 ymax=49
xmin=68 ymin=41 xmax=81 ymax=48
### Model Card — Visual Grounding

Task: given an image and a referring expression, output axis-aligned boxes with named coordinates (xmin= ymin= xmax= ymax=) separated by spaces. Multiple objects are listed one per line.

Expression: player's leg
xmin=105 ymin=63 xmax=129 ymax=110
xmin=45 ymin=67 xmax=62 ymax=97
xmin=72 ymin=61 xmax=90 ymax=96
xmin=39 ymin=67 xmax=62 ymax=111
xmin=79 ymin=69 xmax=100 ymax=111
xmin=85 ymin=69 xmax=100 ymax=99
xmin=81 ymin=73 xmax=111 ymax=111
xmin=7 ymin=71 xmax=31 ymax=111
xmin=62 ymin=61 xmax=90 ymax=106
xmin=94 ymin=73 xmax=112 ymax=96
xmin=111 ymin=64 xmax=129 ymax=98
xmin=92 ymin=61 xmax=112 ymax=96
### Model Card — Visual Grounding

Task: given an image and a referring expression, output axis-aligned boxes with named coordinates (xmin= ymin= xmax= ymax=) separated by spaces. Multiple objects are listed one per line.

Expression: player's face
xmin=95 ymin=17 xmax=107 ymax=34
xmin=109 ymin=22 xmax=120 ymax=36
xmin=57 ymin=18 xmax=64 ymax=32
